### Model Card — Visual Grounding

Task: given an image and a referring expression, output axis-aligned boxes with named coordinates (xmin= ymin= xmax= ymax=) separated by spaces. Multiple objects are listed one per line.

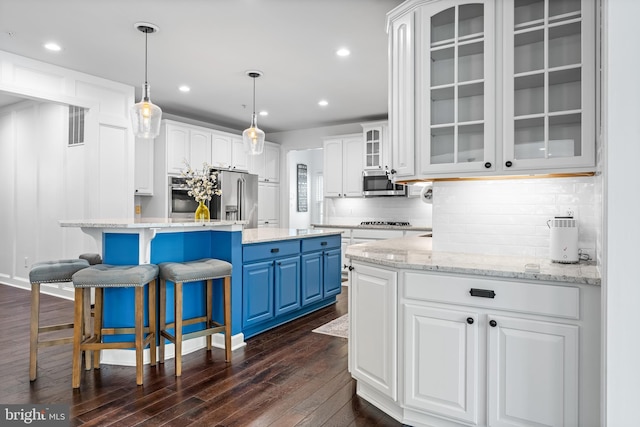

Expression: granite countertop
xmin=311 ymin=223 xmax=432 ymax=232
xmin=243 ymin=228 xmax=343 ymax=244
xmin=346 ymin=235 xmax=600 ymax=286
xmin=59 ymin=218 xmax=246 ymax=229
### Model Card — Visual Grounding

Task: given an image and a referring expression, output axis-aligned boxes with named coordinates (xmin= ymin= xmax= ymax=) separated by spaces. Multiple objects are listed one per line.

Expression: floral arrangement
xmin=180 ymin=161 xmax=222 ymax=203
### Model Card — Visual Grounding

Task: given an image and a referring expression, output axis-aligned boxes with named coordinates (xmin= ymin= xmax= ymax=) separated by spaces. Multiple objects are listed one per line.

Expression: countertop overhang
xmin=59 ymin=218 xmax=246 ymax=229
xmin=242 ymin=228 xmax=343 ymax=244
xmin=312 ymin=223 xmax=432 ymax=231
xmin=346 ymin=235 xmax=600 ymax=286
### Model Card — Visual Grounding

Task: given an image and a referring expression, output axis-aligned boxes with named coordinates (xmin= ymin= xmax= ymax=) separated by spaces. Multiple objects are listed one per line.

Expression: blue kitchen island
xmin=59 ymin=219 xmax=343 ymax=365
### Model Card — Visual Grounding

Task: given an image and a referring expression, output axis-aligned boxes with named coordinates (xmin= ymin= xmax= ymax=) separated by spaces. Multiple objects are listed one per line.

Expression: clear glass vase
xmin=195 ymin=201 xmax=210 ymax=222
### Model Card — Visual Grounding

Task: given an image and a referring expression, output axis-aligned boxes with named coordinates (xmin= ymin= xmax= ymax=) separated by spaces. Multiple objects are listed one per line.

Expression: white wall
xmin=603 ymin=0 xmax=640 ymax=424
xmin=0 ymin=50 xmax=135 ymax=298
xmin=432 ymin=177 xmax=598 ymax=257
xmin=288 ymin=148 xmax=324 ymax=229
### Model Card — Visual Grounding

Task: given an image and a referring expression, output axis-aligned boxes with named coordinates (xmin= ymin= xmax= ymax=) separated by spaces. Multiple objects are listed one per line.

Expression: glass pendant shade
xmin=242 ymin=113 xmax=265 ymax=155
xmin=131 ymin=83 xmax=162 ymax=138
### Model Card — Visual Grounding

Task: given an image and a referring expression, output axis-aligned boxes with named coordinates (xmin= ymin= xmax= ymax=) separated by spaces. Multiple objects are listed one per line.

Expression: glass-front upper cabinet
xmin=361 ymin=121 xmax=388 ymax=170
xmin=503 ymin=0 xmax=595 ymax=171
xmin=419 ymin=0 xmax=495 ymax=174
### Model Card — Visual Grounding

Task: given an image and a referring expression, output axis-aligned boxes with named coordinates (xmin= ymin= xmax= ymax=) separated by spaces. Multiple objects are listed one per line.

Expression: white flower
xmin=180 ymin=161 xmax=222 ymax=203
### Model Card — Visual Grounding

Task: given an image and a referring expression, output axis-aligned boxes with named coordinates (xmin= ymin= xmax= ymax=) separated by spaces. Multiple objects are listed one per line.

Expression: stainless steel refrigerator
xmin=210 ymin=169 xmax=258 ymax=228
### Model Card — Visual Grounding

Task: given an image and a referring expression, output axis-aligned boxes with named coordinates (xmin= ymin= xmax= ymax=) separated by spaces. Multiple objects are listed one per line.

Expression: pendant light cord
xmin=144 ymin=30 xmax=149 ymax=85
xmin=252 ymin=76 xmax=256 ymax=115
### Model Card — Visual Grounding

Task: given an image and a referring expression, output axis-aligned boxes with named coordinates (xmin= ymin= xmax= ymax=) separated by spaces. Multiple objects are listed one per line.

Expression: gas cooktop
xmin=360 ymin=221 xmax=411 ymax=226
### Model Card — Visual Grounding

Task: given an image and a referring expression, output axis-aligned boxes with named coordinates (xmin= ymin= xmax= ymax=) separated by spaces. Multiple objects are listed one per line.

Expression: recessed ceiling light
xmin=318 ymin=100 xmax=329 ymax=107
xmin=336 ymin=47 xmax=350 ymax=57
xmin=259 ymin=110 xmax=268 ymax=116
xmin=179 ymin=85 xmax=190 ymax=92
xmin=44 ymin=42 xmax=61 ymax=52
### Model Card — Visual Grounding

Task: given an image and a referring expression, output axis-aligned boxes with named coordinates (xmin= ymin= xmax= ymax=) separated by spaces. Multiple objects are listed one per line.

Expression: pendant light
xmin=130 ymin=22 xmax=162 ymax=139
xmin=242 ymin=70 xmax=265 ymax=155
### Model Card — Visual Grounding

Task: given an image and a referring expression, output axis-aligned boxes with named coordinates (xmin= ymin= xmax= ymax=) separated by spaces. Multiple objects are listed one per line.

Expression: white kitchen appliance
xmin=548 ymin=216 xmax=579 ymax=263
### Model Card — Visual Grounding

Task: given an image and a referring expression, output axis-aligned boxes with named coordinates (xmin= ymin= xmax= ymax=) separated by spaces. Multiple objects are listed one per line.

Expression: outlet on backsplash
xmin=561 ymin=206 xmax=578 ymax=218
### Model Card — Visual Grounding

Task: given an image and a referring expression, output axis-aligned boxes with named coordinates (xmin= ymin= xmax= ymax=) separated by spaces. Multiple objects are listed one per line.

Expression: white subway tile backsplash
xmin=433 ymin=177 xmax=598 ymax=258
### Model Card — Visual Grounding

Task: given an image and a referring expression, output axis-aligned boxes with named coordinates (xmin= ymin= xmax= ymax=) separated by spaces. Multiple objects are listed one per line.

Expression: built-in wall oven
xmin=168 ymin=176 xmax=205 ymax=219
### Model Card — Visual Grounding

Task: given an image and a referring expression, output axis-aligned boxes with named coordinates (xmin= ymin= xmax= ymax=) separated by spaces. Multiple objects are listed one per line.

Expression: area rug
xmin=312 ymin=314 xmax=349 ymax=339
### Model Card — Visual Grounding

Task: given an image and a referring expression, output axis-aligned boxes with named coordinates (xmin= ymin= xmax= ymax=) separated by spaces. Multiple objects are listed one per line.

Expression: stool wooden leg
xmin=93 ymin=288 xmax=103 ymax=370
xmin=206 ymin=279 xmax=212 ymax=351
xmin=29 ymin=283 xmax=40 ymax=381
xmin=223 ymin=276 xmax=232 ymax=363
xmin=159 ymin=279 xmax=166 ymax=364
xmin=83 ymin=289 xmax=92 ymax=371
xmin=175 ymin=281 xmax=183 ymax=377
xmin=72 ymin=288 xmax=84 ymax=389
xmin=148 ymin=279 xmax=156 ymax=367
xmin=135 ymin=286 xmax=144 ymax=386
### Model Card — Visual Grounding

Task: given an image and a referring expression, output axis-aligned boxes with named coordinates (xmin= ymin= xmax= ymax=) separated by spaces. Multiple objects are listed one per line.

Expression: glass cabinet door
xmin=364 ymin=128 xmax=382 ymax=169
xmin=420 ymin=0 xmax=495 ymax=174
xmin=503 ymin=0 xmax=595 ymax=170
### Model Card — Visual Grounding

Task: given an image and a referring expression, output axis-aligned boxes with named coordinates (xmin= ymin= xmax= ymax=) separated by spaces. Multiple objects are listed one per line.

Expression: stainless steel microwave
xmin=362 ymin=170 xmax=407 ymax=197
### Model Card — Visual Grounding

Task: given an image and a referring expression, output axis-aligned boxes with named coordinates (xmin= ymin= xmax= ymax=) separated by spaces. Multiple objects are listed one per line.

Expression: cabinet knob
xmin=489 ymin=319 xmax=497 ymax=327
xmin=484 ymin=162 xmax=492 ymax=169
xmin=348 ymin=265 xmax=354 ymax=271
xmin=467 ymin=317 xmax=474 ymax=325
xmin=505 ymin=161 xmax=513 ymax=168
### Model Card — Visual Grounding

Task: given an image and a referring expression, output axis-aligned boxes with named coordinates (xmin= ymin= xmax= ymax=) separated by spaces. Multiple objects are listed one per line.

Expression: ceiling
xmin=0 ymin=0 xmax=404 ymax=134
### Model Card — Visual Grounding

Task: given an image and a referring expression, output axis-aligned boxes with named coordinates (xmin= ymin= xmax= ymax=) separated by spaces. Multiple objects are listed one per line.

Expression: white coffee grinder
xmin=547 ymin=216 xmax=579 ymax=263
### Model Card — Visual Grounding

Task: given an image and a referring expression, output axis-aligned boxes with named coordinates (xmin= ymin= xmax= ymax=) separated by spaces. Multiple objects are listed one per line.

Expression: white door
xmin=350 ymin=263 xmax=397 ymax=401
xmin=487 ymin=315 xmax=579 ymax=427
xmin=404 ymin=304 xmax=479 ymax=424
xmin=166 ymin=124 xmax=189 ymax=174
xmin=231 ymin=136 xmax=249 ymax=171
xmin=190 ymin=129 xmax=212 ymax=167
xmin=264 ymin=143 xmax=280 ymax=182
xmin=211 ymin=132 xmax=232 ymax=168
xmin=342 ymin=136 xmax=364 ymax=197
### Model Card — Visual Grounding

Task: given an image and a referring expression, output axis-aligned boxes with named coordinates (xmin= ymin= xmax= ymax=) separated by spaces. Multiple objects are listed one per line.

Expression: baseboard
xmin=100 ymin=332 xmax=246 ymax=366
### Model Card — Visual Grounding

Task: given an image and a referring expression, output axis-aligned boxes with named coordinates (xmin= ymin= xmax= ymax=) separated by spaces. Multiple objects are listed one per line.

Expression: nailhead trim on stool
xmin=71 ymin=264 xmax=158 ymax=388
xmin=28 ymin=259 xmax=90 ymax=381
xmin=158 ymin=258 xmax=232 ymax=377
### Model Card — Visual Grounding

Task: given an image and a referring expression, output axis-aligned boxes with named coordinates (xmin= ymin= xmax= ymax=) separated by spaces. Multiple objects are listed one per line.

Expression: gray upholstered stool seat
xmin=78 ymin=253 xmax=102 ymax=265
xmin=28 ymin=258 xmax=90 ymax=381
xmin=158 ymin=258 xmax=232 ymax=377
xmin=71 ymin=264 xmax=158 ymax=388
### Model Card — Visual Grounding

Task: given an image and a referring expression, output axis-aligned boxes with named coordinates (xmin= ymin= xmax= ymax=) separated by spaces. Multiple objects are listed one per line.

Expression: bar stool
xmin=158 ymin=258 xmax=232 ymax=377
xmin=29 ymin=258 xmax=90 ymax=381
xmin=71 ymin=264 xmax=158 ymax=388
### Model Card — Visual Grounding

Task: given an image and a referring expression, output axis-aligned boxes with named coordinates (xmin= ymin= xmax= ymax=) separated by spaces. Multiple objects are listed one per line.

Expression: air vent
xmin=68 ymin=105 xmax=86 ymax=146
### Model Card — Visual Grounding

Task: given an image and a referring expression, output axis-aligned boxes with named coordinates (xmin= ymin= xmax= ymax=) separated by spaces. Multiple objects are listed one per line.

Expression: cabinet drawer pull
xmin=484 ymin=162 xmax=492 ymax=169
xmin=466 ymin=317 xmax=474 ymax=325
xmin=321 ymin=241 xmax=328 ymax=246
xmin=489 ymin=319 xmax=497 ymax=327
xmin=505 ymin=160 xmax=513 ymax=168
xmin=470 ymin=288 xmax=496 ymax=298
xmin=270 ymin=248 xmax=279 ymax=253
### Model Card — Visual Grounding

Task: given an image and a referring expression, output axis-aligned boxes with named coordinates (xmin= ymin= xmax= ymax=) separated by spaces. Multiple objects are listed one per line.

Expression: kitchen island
xmin=345 ymin=235 xmax=600 ymax=427
xmin=60 ymin=219 xmax=343 ymax=364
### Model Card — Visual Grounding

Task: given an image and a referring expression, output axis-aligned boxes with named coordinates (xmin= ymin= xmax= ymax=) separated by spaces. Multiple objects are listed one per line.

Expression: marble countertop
xmin=346 ymin=235 xmax=600 ymax=286
xmin=59 ymin=218 xmax=246 ymax=229
xmin=311 ymin=223 xmax=432 ymax=231
xmin=243 ymin=228 xmax=343 ymax=244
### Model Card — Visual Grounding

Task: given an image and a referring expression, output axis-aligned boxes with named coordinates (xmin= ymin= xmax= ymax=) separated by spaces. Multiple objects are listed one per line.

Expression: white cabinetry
xmin=211 ymin=132 xmax=249 ymax=170
xmin=134 ymin=137 xmax=154 ymax=195
xmin=350 ymin=263 xmax=397 ymax=401
xmin=323 ymin=134 xmax=363 ymax=198
xmin=387 ymin=0 xmax=595 ymax=179
xmin=165 ymin=122 xmax=212 ymax=174
xmin=361 ymin=121 xmax=390 ymax=170
xmin=258 ymin=182 xmax=280 ymax=228
xmin=250 ymin=142 xmax=280 ymax=182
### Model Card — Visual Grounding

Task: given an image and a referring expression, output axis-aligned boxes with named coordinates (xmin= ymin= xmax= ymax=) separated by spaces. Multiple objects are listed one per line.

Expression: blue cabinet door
xmin=242 ymin=260 xmax=275 ymax=327
xmin=275 ymin=255 xmax=301 ymax=316
xmin=323 ymin=248 xmax=342 ymax=297
xmin=301 ymin=252 xmax=323 ymax=306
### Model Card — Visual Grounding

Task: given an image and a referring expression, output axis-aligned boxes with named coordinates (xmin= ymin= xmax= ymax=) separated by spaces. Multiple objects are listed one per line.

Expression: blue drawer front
xmin=301 ymin=235 xmax=341 ymax=253
xmin=243 ymin=239 xmax=300 ymax=262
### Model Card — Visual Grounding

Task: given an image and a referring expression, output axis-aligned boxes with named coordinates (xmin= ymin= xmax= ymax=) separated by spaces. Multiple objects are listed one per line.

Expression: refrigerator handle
xmin=237 ymin=176 xmax=246 ymax=220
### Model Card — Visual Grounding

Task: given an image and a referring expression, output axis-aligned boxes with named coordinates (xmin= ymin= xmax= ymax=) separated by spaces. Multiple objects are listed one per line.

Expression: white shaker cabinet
xmin=134 ymin=137 xmax=154 ymax=195
xmin=165 ymin=122 xmax=212 ymax=174
xmin=258 ymin=182 xmax=280 ymax=228
xmin=350 ymin=263 xmax=397 ymax=401
xmin=211 ymin=132 xmax=233 ymax=169
xmin=250 ymin=142 xmax=280 ymax=182
xmin=323 ymin=134 xmax=363 ymax=198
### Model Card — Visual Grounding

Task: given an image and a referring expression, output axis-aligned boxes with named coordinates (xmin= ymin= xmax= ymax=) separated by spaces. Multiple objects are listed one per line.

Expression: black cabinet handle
xmin=348 ymin=265 xmax=354 ymax=271
xmin=505 ymin=160 xmax=513 ymax=167
xmin=489 ymin=319 xmax=497 ymax=327
xmin=321 ymin=241 xmax=328 ymax=246
xmin=277 ymin=262 xmax=281 ymax=266
xmin=484 ymin=162 xmax=492 ymax=169
xmin=467 ymin=317 xmax=474 ymax=325
xmin=270 ymin=248 xmax=279 ymax=253
xmin=470 ymin=288 xmax=496 ymax=298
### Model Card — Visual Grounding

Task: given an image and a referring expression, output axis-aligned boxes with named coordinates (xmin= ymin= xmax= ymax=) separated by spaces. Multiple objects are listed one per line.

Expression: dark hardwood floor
xmin=0 ymin=283 xmax=402 ymax=426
